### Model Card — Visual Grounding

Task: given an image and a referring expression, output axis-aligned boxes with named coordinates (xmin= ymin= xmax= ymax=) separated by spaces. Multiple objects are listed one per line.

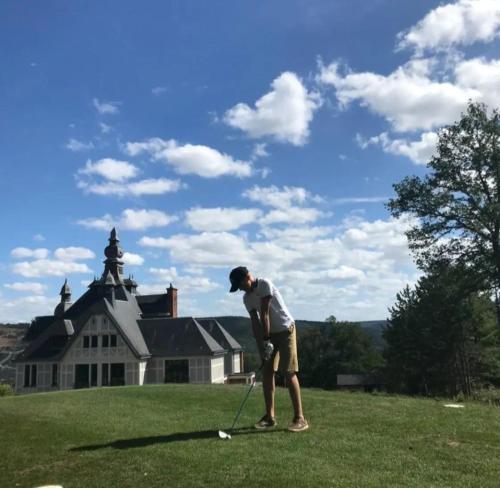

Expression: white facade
xmin=15 ymin=313 xmax=241 ymax=394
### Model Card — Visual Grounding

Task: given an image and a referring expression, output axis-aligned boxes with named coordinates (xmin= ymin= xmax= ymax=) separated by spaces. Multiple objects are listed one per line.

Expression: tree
xmin=387 ymin=102 xmax=500 ymax=324
xmin=384 ymin=262 xmax=500 ymax=396
xmin=298 ymin=320 xmax=384 ymax=389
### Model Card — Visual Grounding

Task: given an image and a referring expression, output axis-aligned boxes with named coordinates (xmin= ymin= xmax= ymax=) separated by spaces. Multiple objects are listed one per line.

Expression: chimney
xmin=167 ymin=283 xmax=178 ymax=318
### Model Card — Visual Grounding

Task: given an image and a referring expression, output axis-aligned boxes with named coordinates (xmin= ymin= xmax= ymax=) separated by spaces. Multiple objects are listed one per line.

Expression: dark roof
xmin=24 ymin=316 xmax=56 ymax=342
xmin=136 ymin=293 xmax=170 ymax=317
xmin=138 ymin=317 xmax=225 ymax=357
xmin=197 ymin=319 xmax=242 ymax=351
xmin=15 ymin=318 xmax=74 ymax=362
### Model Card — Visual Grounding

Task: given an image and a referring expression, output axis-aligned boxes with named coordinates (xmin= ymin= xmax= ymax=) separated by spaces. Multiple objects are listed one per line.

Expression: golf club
xmin=218 ymin=364 xmax=263 ymax=440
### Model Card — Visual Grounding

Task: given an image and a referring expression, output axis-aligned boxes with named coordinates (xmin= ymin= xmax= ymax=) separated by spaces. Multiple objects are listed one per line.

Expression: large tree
xmin=387 ymin=102 xmax=500 ymax=323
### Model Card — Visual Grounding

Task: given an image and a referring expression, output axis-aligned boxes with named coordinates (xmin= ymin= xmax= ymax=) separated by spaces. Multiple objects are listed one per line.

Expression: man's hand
xmin=262 ymin=339 xmax=274 ymax=362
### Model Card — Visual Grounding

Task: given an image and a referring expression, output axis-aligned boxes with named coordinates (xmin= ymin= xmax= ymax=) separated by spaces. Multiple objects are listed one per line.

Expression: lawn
xmin=1 ymin=385 xmax=499 ymax=488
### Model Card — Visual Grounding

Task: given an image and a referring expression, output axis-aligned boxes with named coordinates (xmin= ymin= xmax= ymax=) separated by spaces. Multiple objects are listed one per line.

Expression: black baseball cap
xmin=229 ymin=266 xmax=249 ymax=292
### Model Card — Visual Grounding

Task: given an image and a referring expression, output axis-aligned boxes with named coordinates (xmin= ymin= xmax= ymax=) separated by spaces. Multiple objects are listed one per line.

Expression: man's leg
xmin=286 ymin=372 xmax=304 ymax=420
xmin=263 ymin=361 xmax=275 ymax=419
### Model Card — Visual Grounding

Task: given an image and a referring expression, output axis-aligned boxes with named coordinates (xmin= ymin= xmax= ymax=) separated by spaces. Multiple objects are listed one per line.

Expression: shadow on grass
xmin=70 ymin=427 xmax=286 ymax=451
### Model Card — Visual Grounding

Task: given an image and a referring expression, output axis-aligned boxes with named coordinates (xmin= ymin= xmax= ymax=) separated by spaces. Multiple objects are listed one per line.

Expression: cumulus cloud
xmin=12 ymin=260 xmax=92 ymax=278
xmin=66 ymin=139 xmax=95 ymax=152
xmin=77 ymin=209 xmax=177 ymax=231
xmin=77 ymin=178 xmax=182 ymax=197
xmin=138 ymin=214 xmax=420 ymax=320
xmin=317 ymin=58 xmax=478 ymax=132
xmin=139 ymin=232 xmax=250 ymax=267
xmin=147 ymin=267 xmax=220 ymax=293
xmin=260 ymin=207 xmax=326 ymax=226
xmin=397 ymin=0 xmax=500 ymax=53
xmin=11 ymin=248 xmax=49 ymax=260
xmin=243 ymin=185 xmax=322 ymax=209
xmin=122 ymin=252 xmax=145 ymax=266
xmin=0 ymin=294 xmax=57 ymax=322
xmin=54 ymin=247 xmax=95 ymax=261
xmin=357 ymin=131 xmax=439 ymax=165
xmin=78 ymin=159 xmax=139 ymax=182
xmin=93 ymin=98 xmax=120 ymax=115
xmin=223 ymin=71 xmax=321 ymax=146
xmin=4 ymin=282 xmax=47 ymax=294
xmin=125 ymin=138 xmax=252 ymax=178
xmin=185 ymin=207 xmax=262 ymax=232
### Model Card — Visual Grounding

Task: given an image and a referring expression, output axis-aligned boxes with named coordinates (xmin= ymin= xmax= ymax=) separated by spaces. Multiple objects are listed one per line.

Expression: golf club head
xmin=218 ymin=430 xmax=232 ymax=440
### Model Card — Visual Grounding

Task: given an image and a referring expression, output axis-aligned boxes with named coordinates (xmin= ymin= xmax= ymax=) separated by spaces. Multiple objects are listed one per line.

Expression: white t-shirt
xmin=243 ymin=278 xmax=294 ymax=333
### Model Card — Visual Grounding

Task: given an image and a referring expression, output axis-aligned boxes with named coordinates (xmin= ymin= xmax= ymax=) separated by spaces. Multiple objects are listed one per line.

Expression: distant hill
xmin=209 ymin=316 xmax=387 ymax=355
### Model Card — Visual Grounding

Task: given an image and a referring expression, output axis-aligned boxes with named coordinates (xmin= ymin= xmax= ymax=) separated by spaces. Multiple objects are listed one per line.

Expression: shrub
xmin=0 ymin=384 xmax=14 ymax=397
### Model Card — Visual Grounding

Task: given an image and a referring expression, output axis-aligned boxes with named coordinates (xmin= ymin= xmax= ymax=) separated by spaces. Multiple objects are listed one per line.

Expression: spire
xmin=101 ymin=228 xmax=125 ymax=283
xmin=55 ymin=279 xmax=72 ymax=317
xmin=60 ymin=279 xmax=71 ymax=299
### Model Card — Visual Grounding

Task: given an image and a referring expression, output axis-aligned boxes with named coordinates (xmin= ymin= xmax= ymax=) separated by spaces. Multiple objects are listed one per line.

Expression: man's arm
xmin=249 ymin=309 xmax=264 ymax=359
xmin=260 ymin=296 xmax=272 ymax=339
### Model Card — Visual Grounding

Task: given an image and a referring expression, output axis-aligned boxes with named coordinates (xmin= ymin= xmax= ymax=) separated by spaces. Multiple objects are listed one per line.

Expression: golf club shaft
xmin=229 ymin=365 xmax=263 ymax=431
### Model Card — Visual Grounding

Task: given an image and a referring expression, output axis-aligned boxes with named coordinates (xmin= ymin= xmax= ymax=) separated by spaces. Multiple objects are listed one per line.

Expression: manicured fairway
xmin=1 ymin=385 xmax=499 ymax=487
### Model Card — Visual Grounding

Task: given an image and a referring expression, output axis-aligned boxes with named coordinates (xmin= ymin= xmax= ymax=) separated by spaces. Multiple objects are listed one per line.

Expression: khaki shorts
xmin=270 ymin=323 xmax=298 ymax=373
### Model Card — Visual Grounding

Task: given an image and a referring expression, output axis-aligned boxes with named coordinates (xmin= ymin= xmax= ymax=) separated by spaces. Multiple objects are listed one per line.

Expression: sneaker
xmin=254 ymin=415 xmax=277 ymax=429
xmin=288 ymin=417 xmax=309 ymax=432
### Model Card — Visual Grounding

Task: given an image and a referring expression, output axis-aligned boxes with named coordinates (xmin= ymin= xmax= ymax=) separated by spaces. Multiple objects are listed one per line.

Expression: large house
xmin=14 ymin=229 xmax=243 ymax=394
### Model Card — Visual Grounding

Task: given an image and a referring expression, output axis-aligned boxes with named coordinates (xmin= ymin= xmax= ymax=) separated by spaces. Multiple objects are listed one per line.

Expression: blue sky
xmin=1 ymin=0 xmax=500 ymax=322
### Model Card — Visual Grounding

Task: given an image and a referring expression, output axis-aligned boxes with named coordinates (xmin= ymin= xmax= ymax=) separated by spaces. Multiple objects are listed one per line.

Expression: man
xmin=229 ymin=266 xmax=309 ymax=432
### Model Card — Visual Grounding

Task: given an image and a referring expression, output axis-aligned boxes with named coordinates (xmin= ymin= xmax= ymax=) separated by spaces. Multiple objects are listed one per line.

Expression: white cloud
xmin=99 ymin=122 xmax=112 ymax=134
xmin=11 ymin=248 xmax=49 ymax=260
xmin=139 ymin=214 xmax=420 ymax=321
xmin=54 ymin=247 xmax=95 ymax=261
xmin=12 ymin=260 xmax=92 ymax=278
xmin=152 ymin=86 xmax=168 ymax=96
xmin=261 ymin=207 xmax=326 ymax=226
xmin=318 ymin=58 xmax=478 ymax=132
xmin=122 ymin=252 xmax=145 ymax=266
xmin=77 ymin=178 xmax=182 ymax=197
xmin=147 ymin=267 xmax=220 ymax=294
xmin=223 ymin=71 xmax=321 ymax=146
xmin=243 ymin=185 xmax=323 ymax=209
xmin=331 ymin=196 xmax=388 ymax=205
xmin=66 ymin=138 xmax=95 ymax=152
xmin=77 ymin=209 xmax=176 ymax=231
xmin=33 ymin=234 xmax=45 ymax=242
xmin=78 ymin=159 xmax=139 ymax=182
xmin=186 ymin=207 xmax=262 ymax=232
xmin=251 ymin=143 xmax=269 ymax=159
xmin=357 ymin=131 xmax=439 ymax=165
xmin=397 ymin=0 xmax=500 ymax=53
xmin=139 ymin=232 xmax=250 ymax=267
xmin=93 ymin=98 xmax=120 ymax=115
xmin=125 ymin=138 xmax=252 ymax=178
xmin=0 ymin=295 xmax=57 ymax=322
xmin=4 ymin=282 xmax=46 ymax=294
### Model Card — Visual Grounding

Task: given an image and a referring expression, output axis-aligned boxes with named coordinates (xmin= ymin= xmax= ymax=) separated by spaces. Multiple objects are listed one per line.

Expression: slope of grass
xmin=1 ymin=385 xmax=499 ymax=488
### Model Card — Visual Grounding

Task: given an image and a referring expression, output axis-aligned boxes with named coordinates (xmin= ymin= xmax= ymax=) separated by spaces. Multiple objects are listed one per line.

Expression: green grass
xmin=1 ymin=385 xmax=499 ymax=488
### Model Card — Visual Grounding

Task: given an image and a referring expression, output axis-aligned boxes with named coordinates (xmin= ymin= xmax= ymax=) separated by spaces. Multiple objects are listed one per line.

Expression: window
xmin=102 ymin=363 xmax=109 ymax=386
xmin=83 ymin=336 xmax=90 ymax=348
xmin=52 ymin=364 xmax=58 ymax=387
xmin=164 ymin=360 xmax=189 ymax=383
xmin=30 ymin=364 xmax=37 ymax=387
xmin=91 ymin=335 xmax=98 ymax=348
xmin=91 ymin=364 xmax=98 ymax=387
xmin=102 ymin=335 xmax=109 ymax=348
xmin=24 ymin=364 xmax=30 ymax=387
xmin=110 ymin=335 xmax=117 ymax=347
